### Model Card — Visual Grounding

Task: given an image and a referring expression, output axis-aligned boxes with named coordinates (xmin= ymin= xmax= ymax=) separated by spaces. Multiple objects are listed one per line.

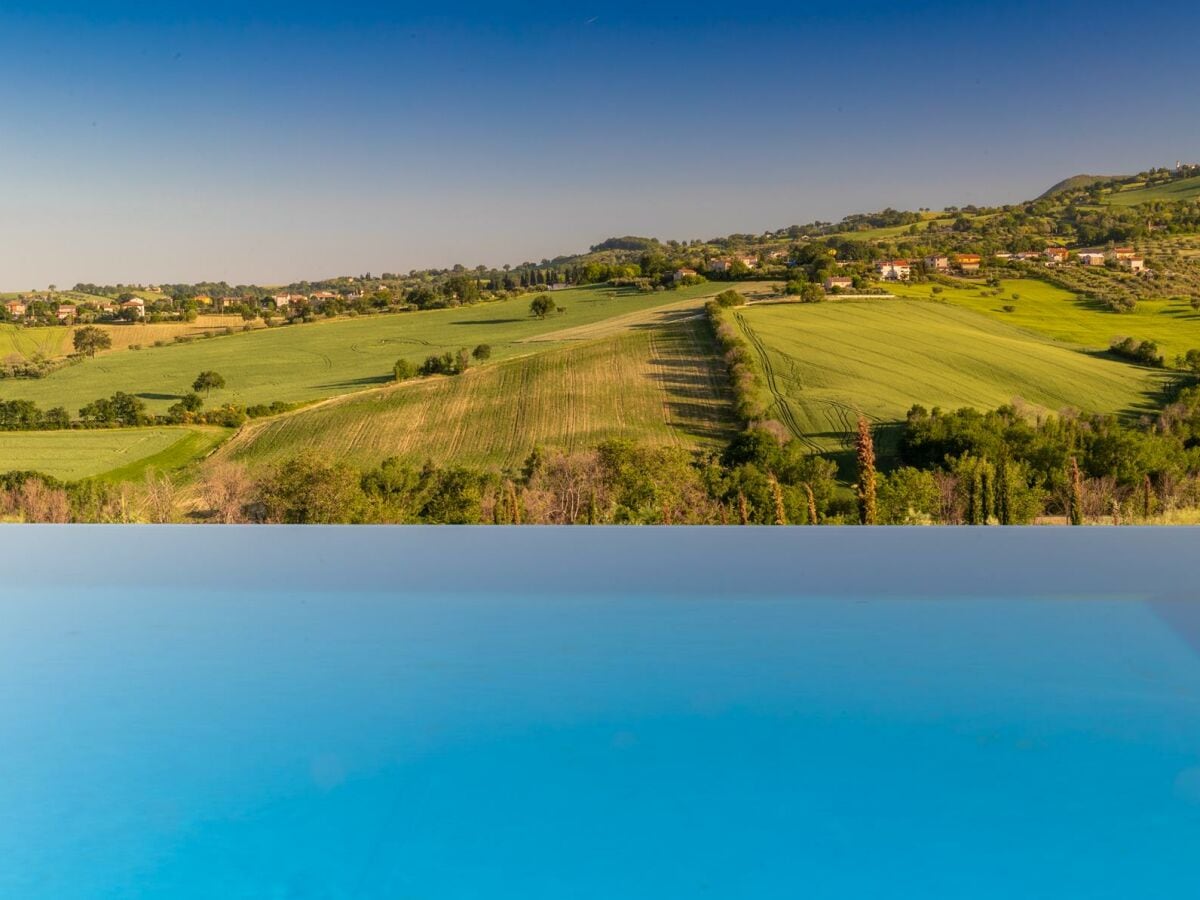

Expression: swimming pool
xmin=3 ymin=527 xmax=1199 ymax=897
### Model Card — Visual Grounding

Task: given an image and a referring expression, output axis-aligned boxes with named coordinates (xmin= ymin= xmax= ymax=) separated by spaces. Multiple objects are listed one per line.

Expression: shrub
xmin=713 ymin=289 xmax=745 ymax=308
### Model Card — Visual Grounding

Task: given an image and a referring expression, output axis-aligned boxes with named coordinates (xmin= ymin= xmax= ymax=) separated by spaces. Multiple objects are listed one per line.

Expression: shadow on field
xmin=316 ymin=374 xmax=395 ymax=390
xmin=136 ymin=392 xmax=184 ymax=401
xmin=630 ymin=308 xmax=704 ymax=329
xmin=451 ymin=318 xmax=525 ymax=326
xmin=642 ymin=321 xmax=738 ymax=444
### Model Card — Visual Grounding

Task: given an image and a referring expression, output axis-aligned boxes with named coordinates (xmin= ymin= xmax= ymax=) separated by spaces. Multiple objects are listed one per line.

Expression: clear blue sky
xmin=1 ymin=0 xmax=1196 ymax=288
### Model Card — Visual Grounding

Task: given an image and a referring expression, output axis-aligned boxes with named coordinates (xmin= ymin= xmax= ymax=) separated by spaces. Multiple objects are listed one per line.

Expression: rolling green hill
xmin=733 ymin=299 xmax=1172 ymax=458
xmin=220 ymin=314 xmax=734 ymax=472
xmin=1101 ymin=173 xmax=1200 ymax=206
xmin=1037 ymin=174 xmax=1117 ymax=199
xmin=0 ymin=282 xmax=729 ymax=415
xmin=218 ymin=315 xmax=736 ymax=471
xmin=0 ymin=426 xmax=229 ymax=481
xmin=890 ymin=278 xmax=1200 ymax=360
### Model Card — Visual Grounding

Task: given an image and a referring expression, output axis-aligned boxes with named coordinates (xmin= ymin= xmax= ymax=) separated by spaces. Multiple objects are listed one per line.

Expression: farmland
xmin=0 ymin=426 xmax=228 ymax=481
xmin=88 ymin=316 xmax=251 ymax=353
xmin=890 ymin=278 xmax=1200 ymax=360
xmin=1100 ymin=173 xmax=1200 ymax=206
xmin=218 ymin=315 xmax=736 ymax=471
xmin=0 ymin=282 xmax=729 ymax=414
xmin=0 ymin=324 xmax=71 ymax=359
xmin=733 ymin=299 xmax=1171 ymax=458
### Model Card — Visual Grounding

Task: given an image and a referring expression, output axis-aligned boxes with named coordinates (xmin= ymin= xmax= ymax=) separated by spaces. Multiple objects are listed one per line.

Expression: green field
xmin=733 ymin=299 xmax=1171 ymax=458
xmin=890 ymin=278 xmax=1200 ymax=359
xmin=1101 ymin=174 xmax=1200 ymax=206
xmin=0 ymin=282 xmax=731 ymax=414
xmin=0 ymin=426 xmax=229 ymax=481
xmin=0 ymin=324 xmax=71 ymax=359
xmin=219 ymin=316 xmax=736 ymax=471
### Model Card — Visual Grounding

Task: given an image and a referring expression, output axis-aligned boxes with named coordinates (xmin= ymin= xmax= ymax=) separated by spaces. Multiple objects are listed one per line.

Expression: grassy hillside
xmin=1037 ymin=174 xmax=1117 ymax=199
xmin=733 ymin=299 xmax=1171 ymax=458
xmin=0 ymin=282 xmax=730 ymax=414
xmin=219 ymin=316 xmax=736 ymax=471
xmin=0 ymin=426 xmax=229 ymax=481
xmin=890 ymin=278 xmax=1200 ymax=360
xmin=0 ymin=325 xmax=71 ymax=359
xmin=1101 ymin=173 xmax=1200 ymax=206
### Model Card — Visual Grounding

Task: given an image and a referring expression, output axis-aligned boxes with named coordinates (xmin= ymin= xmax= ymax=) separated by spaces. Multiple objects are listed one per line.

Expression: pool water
xmin=2 ymin=528 xmax=1200 ymax=897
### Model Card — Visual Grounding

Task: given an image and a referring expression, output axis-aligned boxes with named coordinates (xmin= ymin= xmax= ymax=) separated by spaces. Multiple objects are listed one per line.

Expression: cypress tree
xmin=855 ymin=416 xmax=877 ymax=525
xmin=803 ymin=482 xmax=818 ymax=525
xmin=506 ymin=480 xmax=521 ymax=525
xmin=1142 ymin=474 xmax=1154 ymax=521
xmin=995 ymin=452 xmax=1012 ymax=526
xmin=768 ymin=474 xmax=787 ymax=525
xmin=737 ymin=492 xmax=750 ymax=525
xmin=1068 ymin=457 xmax=1084 ymax=526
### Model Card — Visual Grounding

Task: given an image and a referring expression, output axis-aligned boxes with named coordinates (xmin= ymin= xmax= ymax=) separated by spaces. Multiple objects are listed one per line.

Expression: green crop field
xmin=219 ymin=316 xmax=736 ymax=471
xmin=733 ymin=299 xmax=1172 ymax=459
xmin=0 ymin=426 xmax=229 ymax=481
xmin=1101 ymin=174 xmax=1200 ymax=206
xmin=0 ymin=324 xmax=71 ymax=359
xmin=0 ymin=282 xmax=734 ymax=415
xmin=890 ymin=278 xmax=1200 ymax=360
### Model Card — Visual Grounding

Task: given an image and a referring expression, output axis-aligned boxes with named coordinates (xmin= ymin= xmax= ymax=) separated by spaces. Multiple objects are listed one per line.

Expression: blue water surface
xmin=2 ymin=527 xmax=1200 ymax=897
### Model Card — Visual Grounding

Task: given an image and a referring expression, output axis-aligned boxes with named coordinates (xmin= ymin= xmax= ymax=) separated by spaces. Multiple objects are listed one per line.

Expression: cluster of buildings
xmin=871 ymin=246 xmax=1148 ymax=282
xmin=1075 ymin=246 xmax=1146 ymax=272
xmin=3 ymin=297 xmax=145 ymax=322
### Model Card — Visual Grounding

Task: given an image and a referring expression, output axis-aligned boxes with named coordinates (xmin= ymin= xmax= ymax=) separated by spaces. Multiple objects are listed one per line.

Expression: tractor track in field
xmin=734 ymin=311 xmax=818 ymax=451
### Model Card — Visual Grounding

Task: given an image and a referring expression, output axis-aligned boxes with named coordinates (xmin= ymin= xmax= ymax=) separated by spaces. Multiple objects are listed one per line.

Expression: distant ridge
xmin=1037 ymin=173 xmax=1120 ymax=199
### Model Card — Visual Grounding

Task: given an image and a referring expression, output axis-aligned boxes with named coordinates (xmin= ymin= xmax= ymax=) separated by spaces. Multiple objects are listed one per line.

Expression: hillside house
xmin=737 ymin=255 xmax=759 ymax=269
xmin=672 ymin=268 xmax=697 ymax=283
xmin=99 ymin=302 xmax=118 ymax=315
xmin=875 ymin=260 xmax=912 ymax=281
xmin=994 ymin=252 xmax=1014 ymax=261
xmin=824 ymin=276 xmax=854 ymax=291
xmin=925 ymin=255 xmax=950 ymax=272
xmin=269 ymin=293 xmax=306 ymax=310
xmin=1044 ymin=247 xmax=1070 ymax=264
xmin=1015 ymin=251 xmax=1042 ymax=261
xmin=56 ymin=304 xmax=77 ymax=322
xmin=1109 ymin=247 xmax=1137 ymax=261
xmin=708 ymin=258 xmax=733 ymax=274
xmin=310 ymin=291 xmax=338 ymax=304
xmin=1123 ymin=256 xmax=1146 ymax=273
xmin=120 ymin=298 xmax=146 ymax=318
xmin=1078 ymin=252 xmax=1106 ymax=266
xmin=953 ymin=254 xmax=982 ymax=273
xmin=4 ymin=300 xmax=27 ymax=318
xmin=767 ymin=249 xmax=788 ymax=260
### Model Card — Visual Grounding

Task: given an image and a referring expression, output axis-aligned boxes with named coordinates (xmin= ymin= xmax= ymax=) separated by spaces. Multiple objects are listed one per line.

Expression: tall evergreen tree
xmin=1069 ymin=457 xmax=1084 ymax=526
xmin=856 ymin=416 xmax=877 ymax=525
xmin=995 ymin=452 xmax=1012 ymax=526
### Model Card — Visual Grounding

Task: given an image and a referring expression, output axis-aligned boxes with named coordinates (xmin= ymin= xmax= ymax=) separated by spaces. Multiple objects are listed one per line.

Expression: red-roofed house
xmin=875 ymin=260 xmax=912 ymax=281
